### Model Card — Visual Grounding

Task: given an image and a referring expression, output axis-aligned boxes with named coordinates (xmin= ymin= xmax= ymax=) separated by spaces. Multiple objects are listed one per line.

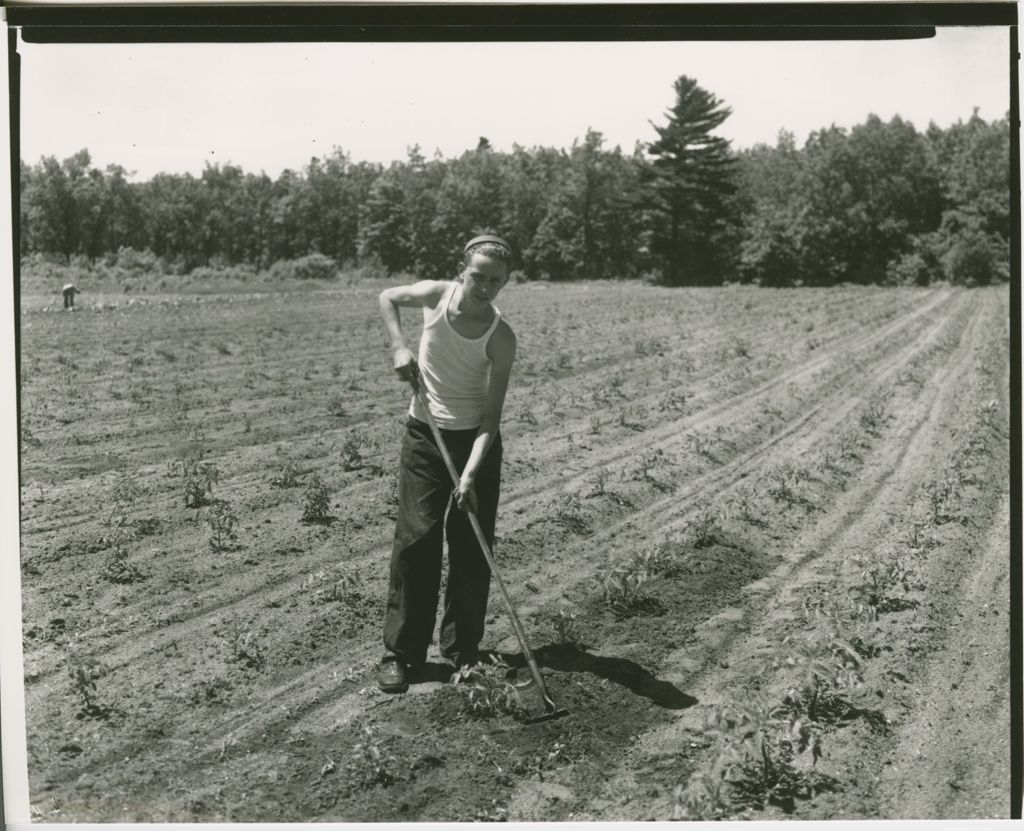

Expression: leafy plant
xmin=302 ymin=474 xmax=333 ymax=523
xmin=550 ymin=609 xmax=581 ymax=645
xmin=189 ymin=676 xmax=234 ymax=706
xmin=682 ymin=692 xmax=824 ymax=814
xmin=517 ymin=405 xmax=539 ymax=426
xmin=689 ymin=508 xmax=721 ymax=548
xmin=268 ymin=449 xmax=302 ymax=488
xmin=835 ymin=429 xmax=862 ymax=462
xmin=326 ymin=393 xmax=347 ymax=418
xmin=761 ymin=631 xmax=862 ymax=721
xmin=168 ymin=454 xmax=219 ymax=508
xmin=67 ymin=654 xmax=110 ymax=718
xmin=596 ymin=546 xmax=671 ymax=617
xmin=452 ymin=656 xmax=524 ymax=718
xmin=684 ymin=431 xmax=716 ymax=461
xmin=765 ymin=463 xmax=804 ymax=506
xmin=587 ymin=467 xmax=610 ymax=497
xmin=659 ymin=389 xmax=688 ymax=413
xmin=553 ymin=491 xmax=591 ymax=536
xmin=632 ymin=448 xmax=667 ymax=485
xmin=208 ymin=502 xmax=239 ymax=552
xmin=859 ymin=390 xmax=891 ymax=434
xmin=304 ymin=566 xmax=361 ymax=604
xmin=974 ymin=398 xmax=1000 ymax=432
xmin=926 ymin=474 xmax=963 ymax=524
xmin=672 ymin=768 xmax=731 ymax=820
xmin=340 ymin=430 xmax=368 ymax=471
xmin=348 ymin=726 xmax=395 ymax=787
xmin=102 ymin=536 xmax=146 ymax=584
xmin=729 ymin=485 xmax=767 ymax=525
xmin=226 ymin=625 xmax=265 ymax=669
xmin=847 ymin=549 xmax=913 ymax=618
xmin=106 ymin=469 xmax=143 ymax=526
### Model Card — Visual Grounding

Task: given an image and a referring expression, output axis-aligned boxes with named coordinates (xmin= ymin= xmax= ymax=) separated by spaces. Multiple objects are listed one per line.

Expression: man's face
xmin=461 ymin=253 xmax=510 ymax=304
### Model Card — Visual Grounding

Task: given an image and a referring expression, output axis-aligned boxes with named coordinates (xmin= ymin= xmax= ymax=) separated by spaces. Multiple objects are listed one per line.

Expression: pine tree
xmin=644 ymin=76 xmax=737 ymax=285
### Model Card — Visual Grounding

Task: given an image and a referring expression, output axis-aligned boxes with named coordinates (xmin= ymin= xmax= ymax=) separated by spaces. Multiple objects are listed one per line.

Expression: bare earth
xmin=17 ymin=282 xmax=1011 ymax=821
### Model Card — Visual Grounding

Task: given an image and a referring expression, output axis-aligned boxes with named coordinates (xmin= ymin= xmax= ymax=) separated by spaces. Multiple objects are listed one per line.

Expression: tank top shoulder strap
xmin=423 ymin=281 xmax=457 ymax=327
xmin=482 ymin=304 xmax=502 ymax=344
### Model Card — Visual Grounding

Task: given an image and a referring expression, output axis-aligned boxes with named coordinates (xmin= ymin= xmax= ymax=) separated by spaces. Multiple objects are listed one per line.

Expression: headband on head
xmin=464 ymin=234 xmax=512 ymax=255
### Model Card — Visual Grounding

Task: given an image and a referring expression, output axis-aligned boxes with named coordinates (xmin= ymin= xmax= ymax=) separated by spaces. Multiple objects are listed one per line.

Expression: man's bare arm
xmin=378 ymin=280 xmax=448 ymax=381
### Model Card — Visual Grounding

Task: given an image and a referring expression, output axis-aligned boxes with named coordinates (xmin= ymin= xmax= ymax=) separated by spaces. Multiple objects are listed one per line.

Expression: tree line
xmin=19 ymin=76 xmax=1010 ymax=286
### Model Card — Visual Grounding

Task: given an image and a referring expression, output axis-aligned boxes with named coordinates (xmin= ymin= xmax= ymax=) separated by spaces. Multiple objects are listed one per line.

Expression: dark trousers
xmin=383 ymin=417 xmax=502 ymax=666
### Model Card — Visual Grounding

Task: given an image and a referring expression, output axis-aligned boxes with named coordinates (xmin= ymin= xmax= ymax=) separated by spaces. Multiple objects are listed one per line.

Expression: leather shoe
xmin=377 ymin=656 xmax=408 ymax=693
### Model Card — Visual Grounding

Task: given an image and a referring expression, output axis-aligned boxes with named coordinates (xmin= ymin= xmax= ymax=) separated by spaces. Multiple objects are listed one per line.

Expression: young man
xmin=62 ymin=283 xmax=81 ymax=310
xmin=377 ymin=235 xmax=517 ymax=693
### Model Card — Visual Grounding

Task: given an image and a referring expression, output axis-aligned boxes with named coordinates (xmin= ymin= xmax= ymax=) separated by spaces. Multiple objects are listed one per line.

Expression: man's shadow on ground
xmin=500 ymin=643 xmax=698 ymax=710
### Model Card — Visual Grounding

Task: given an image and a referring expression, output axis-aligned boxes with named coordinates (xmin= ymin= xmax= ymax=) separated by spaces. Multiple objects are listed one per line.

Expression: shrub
xmin=106 ymin=246 xmax=165 ymax=274
xmin=267 ymin=253 xmax=337 ymax=281
xmin=942 ymin=227 xmax=1009 ymax=286
xmin=187 ymin=263 xmax=258 ymax=283
xmin=885 ymin=250 xmax=933 ymax=286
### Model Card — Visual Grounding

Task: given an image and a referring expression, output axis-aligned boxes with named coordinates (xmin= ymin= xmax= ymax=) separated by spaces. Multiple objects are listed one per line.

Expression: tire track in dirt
xmin=871 ymin=307 xmax=1011 ymax=820
xmin=563 ymin=289 xmax=1002 ymax=820
xmin=488 ymin=291 xmax=972 ymax=627
xmin=874 ymin=498 xmax=1010 ymax=819
xmin=495 ymin=289 xmax=955 ymax=520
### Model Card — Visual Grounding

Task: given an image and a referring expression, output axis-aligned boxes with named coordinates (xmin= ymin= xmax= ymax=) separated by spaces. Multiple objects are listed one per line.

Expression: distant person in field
xmin=376 ymin=234 xmax=517 ymax=693
xmin=62 ymin=283 xmax=81 ymax=310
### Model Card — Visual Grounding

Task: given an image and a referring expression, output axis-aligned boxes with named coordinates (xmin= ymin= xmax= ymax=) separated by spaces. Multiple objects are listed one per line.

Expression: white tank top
xmin=409 ymin=282 xmax=501 ymax=430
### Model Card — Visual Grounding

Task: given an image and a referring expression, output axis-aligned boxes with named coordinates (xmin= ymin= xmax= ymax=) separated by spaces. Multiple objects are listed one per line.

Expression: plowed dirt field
xmin=17 ymin=282 xmax=1012 ymax=821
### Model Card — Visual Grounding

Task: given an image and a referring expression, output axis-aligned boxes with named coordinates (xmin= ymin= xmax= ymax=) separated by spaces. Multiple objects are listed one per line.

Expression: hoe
xmin=409 ymin=363 xmax=569 ymax=725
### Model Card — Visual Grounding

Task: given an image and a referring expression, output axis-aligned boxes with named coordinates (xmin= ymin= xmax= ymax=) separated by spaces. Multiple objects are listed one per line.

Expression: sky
xmin=16 ymin=27 xmax=1013 ymax=181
